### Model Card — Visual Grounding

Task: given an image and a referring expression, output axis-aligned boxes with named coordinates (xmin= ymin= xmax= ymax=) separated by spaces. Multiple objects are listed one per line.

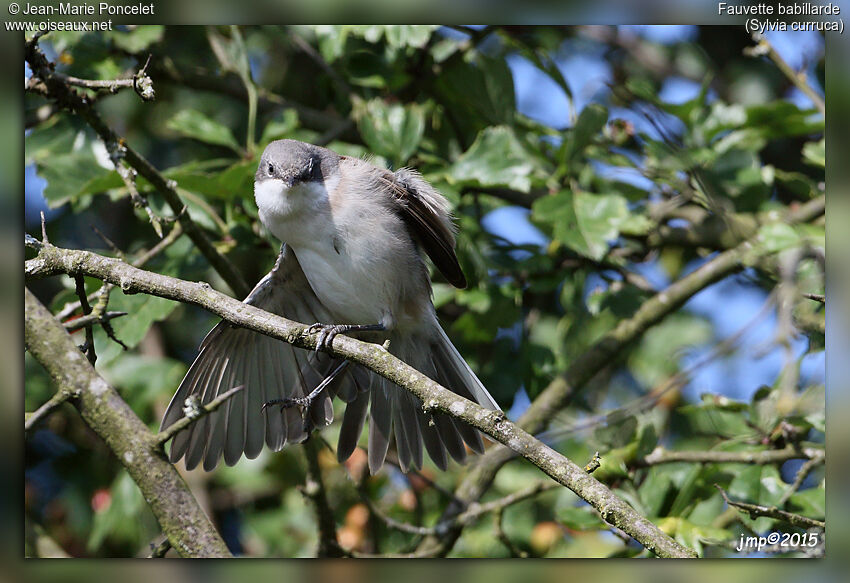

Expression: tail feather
xmin=416 ymin=412 xmax=448 ymax=470
xmin=264 ymin=339 xmax=286 ymax=451
xmin=337 ymin=386 xmax=370 ymax=462
xmin=355 ymin=324 xmax=498 ymax=473
xmin=368 ymin=378 xmax=393 ymax=475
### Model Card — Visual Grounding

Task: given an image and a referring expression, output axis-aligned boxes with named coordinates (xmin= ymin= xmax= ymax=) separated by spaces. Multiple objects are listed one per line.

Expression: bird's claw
xmin=261 ymin=396 xmax=310 ymax=413
xmin=307 ymin=323 xmax=345 ymax=352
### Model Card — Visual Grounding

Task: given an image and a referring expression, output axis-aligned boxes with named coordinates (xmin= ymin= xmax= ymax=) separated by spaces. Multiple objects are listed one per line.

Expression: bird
xmin=160 ymin=139 xmax=500 ymax=474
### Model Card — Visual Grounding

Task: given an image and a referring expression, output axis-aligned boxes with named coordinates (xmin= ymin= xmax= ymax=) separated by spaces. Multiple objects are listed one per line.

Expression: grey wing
xmin=382 ymin=168 xmax=467 ymax=289
xmin=160 ymin=245 xmax=344 ymax=470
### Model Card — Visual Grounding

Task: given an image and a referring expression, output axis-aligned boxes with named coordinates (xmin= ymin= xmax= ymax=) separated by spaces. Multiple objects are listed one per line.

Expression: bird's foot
xmin=261 ymin=396 xmax=310 ymax=413
xmin=306 ymin=322 xmax=386 ymax=352
xmin=261 ymin=396 xmax=316 ymax=434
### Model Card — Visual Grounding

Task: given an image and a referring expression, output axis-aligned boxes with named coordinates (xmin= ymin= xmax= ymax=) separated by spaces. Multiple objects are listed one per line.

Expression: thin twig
xmin=64 ymin=310 xmax=127 ymax=332
xmin=148 ymin=537 xmax=171 ymax=558
xmin=74 ymin=274 xmax=96 ymax=365
xmin=803 ymin=293 xmax=825 ymax=303
xmin=113 ymin=156 xmax=165 ymax=238
xmin=634 ymin=445 xmax=822 ymax=467
xmin=715 ymin=485 xmax=824 ymax=530
xmin=40 ymin=211 xmax=49 ymax=245
xmin=747 ymin=34 xmax=825 ymax=116
xmin=778 ymin=451 xmax=825 ymax=507
xmin=52 ymin=55 xmax=154 ymax=101
xmin=56 ymin=222 xmax=183 ymax=321
xmin=155 ymin=385 xmax=245 ymax=445
xmin=494 ymin=506 xmax=528 ymax=557
xmin=358 ymin=488 xmax=434 ymax=536
xmin=25 ymin=390 xmax=74 ymax=432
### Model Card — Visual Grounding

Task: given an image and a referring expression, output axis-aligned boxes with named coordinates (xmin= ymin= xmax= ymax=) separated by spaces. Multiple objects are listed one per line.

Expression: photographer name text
xmin=17 ymin=2 xmax=154 ymax=16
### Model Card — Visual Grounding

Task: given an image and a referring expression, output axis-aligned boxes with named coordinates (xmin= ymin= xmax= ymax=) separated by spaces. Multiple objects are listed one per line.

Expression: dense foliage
xmin=25 ymin=25 xmax=824 ymax=558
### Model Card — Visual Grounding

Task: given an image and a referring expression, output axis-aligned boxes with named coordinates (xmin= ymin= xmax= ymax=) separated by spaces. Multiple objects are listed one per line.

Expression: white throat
xmin=254 ymin=174 xmax=340 ymax=248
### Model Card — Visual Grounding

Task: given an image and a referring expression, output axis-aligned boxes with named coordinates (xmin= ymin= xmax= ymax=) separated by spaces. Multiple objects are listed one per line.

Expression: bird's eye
xmin=267 ymin=163 xmax=274 ymax=175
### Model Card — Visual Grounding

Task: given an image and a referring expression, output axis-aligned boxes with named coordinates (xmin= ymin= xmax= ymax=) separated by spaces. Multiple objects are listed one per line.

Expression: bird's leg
xmin=261 ymin=360 xmax=350 ymax=417
xmin=307 ymin=322 xmax=386 ymax=352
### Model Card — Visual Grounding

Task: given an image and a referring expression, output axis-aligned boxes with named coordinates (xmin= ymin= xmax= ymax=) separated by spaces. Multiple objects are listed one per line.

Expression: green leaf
xmin=635 ymin=424 xmax=659 ymax=459
xmin=381 ymin=25 xmax=439 ymax=49
xmin=33 ymin=151 xmax=112 ymax=207
xmin=26 ymin=118 xmax=118 ymax=207
xmin=668 ymin=464 xmax=702 ymax=517
xmin=756 ymin=223 xmax=800 ymax=253
xmin=107 ymin=290 xmax=178 ymax=350
xmin=88 ymin=472 xmax=157 ymax=551
xmin=787 ymin=487 xmax=825 ymax=520
xmin=638 ymin=467 xmax=674 ymax=517
xmin=669 ymin=517 xmax=731 ymax=558
xmin=744 ymin=101 xmax=823 ymax=138
xmin=434 ymin=53 xmax=516 ymax=133
xmin=259 ymin=109 xmax=300 ymax=146
xmin=166 ymin=110 xmax=242 ymax=153
xmin=206 ymin=26 xmax=251 ymax=79
xmin=676 ymin=403 xmax=752 ymax=438
xmin=628 ymin=313 xmax=712 ymax=387
xmin=593 ymin=415 xmax=638 ymax=449
xmin=564 ymin=104 xmax=608 ymax=160
xmin=312 ymin=26 xmax=350 ymax=62
xmin=451 ymin=126 xmax=536 ymax=192
xmin=355 ymin=99 xmax=426 ymax=166
xmin=532 ymin=190 xmax=629 ymax=260
xmin=104 ymin=26 xmax=164 ymax=53
xmin=802 ymin=139 xmax=825 ymax=168
xmin=727 ymin=465 xmax=787 ymax=532
xmin=557 ymin=506 xmax=605 ymax=531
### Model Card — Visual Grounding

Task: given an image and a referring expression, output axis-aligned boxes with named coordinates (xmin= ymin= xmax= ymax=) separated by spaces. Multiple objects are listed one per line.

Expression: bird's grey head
xmin=254 ymin=140 xmax=340 ymax=223
xmin=255 ymin=139 xmax=338 ymax=189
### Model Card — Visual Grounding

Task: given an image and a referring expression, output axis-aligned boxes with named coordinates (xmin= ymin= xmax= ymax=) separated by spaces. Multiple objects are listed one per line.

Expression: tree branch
xmin=154 ymin=385 xmax=245 ymax=446
xmin=715 ymin=486 xmax=824 ymax=530
xmin=779 ymin=452 xmax=825 ymax=507
xmin=53 ymin=53 xmax=155 ymax=102
xmin=633 ymin=445 xmax=823 ymax=468
xmin=24 ymin=240 xmax=695 ymax=558
xmin=25 ymin=390 xmax=73 ymax=433
xmin=63 ymin=310 xmax=127 ymax=332
xmin=24 ymin=287 xmax=231 ymax=558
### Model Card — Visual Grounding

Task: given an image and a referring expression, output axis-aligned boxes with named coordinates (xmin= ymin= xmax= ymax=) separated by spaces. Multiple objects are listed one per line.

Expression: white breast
xmin=255 ymin=171 xmax=430 ymax=331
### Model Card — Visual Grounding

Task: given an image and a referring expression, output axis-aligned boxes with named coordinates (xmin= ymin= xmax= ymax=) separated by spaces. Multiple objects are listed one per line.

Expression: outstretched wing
xmin=381 ymin=168 xmax=468 ymax=289
xmin=160 ymin=245 xmax=357 ymax=470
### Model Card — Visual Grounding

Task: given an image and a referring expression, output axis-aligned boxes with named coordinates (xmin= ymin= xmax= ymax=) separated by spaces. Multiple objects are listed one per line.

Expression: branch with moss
xmin=24 ymin=239 xmax=695 ymax=558
xmin=24 ymin=36 xmax=251 ymax=298
xmin=25 ymin=288 xmax=231 ymax=558
xmin=416 ymin=194 xmax=825 ymax=556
